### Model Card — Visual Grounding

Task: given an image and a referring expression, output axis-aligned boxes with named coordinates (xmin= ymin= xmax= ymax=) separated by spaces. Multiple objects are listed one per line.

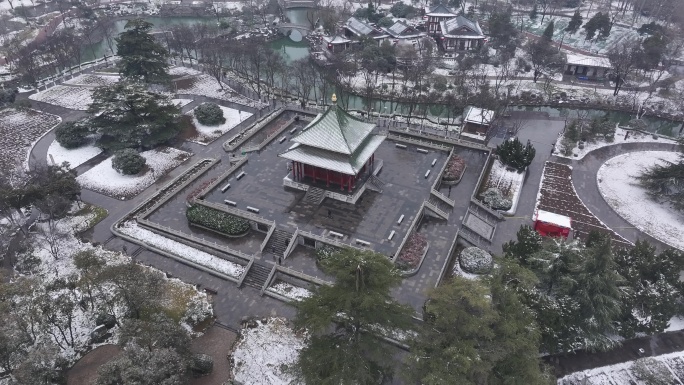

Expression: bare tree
xmin=607 ymin=40 xmax=640 ymax=96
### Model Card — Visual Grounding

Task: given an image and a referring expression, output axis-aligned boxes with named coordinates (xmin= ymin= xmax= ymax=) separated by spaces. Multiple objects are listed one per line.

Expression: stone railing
xmin=387 ymin=133 xmax=452 ymax=152
xmin=195 ymin=157 xmax=248 ymax=201
xmin=223 ymin=108 xmax=283 ymax=152
xmin=470 ymin=153 xmax=503 ymax=221
xmin=389 ymin=127 xmax=489 ymax=151
xmin=283 ymin=228 xmax=300 ymax=259
xmin=424 ymin=199 xmax=449 ymax=220
xmin=194 ymin=199 xmax=275 ymax=226
xmin=259 ymin=224 xmax=276 ymax=252
xmin=391 ymin=203 xmax=426 ymax=264
xmin=435 ymin=230 xmax=460 ymax=288
xmin=237 ymin=259 xmax=254 ymax=288
xmin=430 ymin=148 xmax=456 ymax=207
xmin=297 ymin=230 xmax=365 ymax=252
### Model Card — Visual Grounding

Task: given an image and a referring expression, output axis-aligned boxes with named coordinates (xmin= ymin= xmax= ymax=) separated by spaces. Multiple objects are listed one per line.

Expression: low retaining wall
xmin=223 ymin=108 xmax=283 ymax=152
xmin=398 ymin=242 xmax=430 ymax=278
xmin=391 ymin=204 xmax=426 ymax=264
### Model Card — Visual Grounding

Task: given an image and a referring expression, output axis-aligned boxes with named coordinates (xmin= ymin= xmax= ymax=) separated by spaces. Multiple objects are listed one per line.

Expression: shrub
xmin=0 ymin=88 xmax=17 ymax=107
xmin=495 ymin=137 xmax=535 ymax=172
xmin=186 ymin=205 xmax=250 ymax=235
xmin=459 ymin=247 xmax=493 ymax=274
xmin=55 ymin=121 xmax=91 ymax=149
xmin=112 ymin=149 xmax=146 ymax=175
xmin=481 ymin=188 xmax=512 ymax=210
xmin=190 ymin=354 xmax=214 ymax=377
xmin=194 ymin=103 xmax=226 ymax=126
xmin=443 ymin=155 xmax=466 ymax=181
xmin=632 ymin=358 xmax=673 ymax=385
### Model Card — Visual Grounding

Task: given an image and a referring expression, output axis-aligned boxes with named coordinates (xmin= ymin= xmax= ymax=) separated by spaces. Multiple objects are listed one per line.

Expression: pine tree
xmin=88 ymin=82 xmax=181 ymax=151
xmin=503 ymin=225 xmax=543 ymax=266
xmin=294 ymin=248 xmax=413 ymax=384
xmin=529 ymin=3 xmax=538 ymax=21
xmin=566 ymin=10 xmax=583 ymax=33
xmin=496 ymin=137 xmax=536 ymax=171
xmin=116 ymin=19 xmax=170 ymax=83
xmin=637 ymin=150 xmax=684 ymax=211
xmin=542 ymin=20 xmax=555 ymax=41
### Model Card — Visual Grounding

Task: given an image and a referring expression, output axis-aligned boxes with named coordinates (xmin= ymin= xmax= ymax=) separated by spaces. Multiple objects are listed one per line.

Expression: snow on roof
xmin=382 ymin=20 xmax=422 ymax=38
xmin=323 ymin=35 xmax=350 ymax=44
xmin=566 ymin=53 xmax=611 ymax=68
xmin=345 ymin=17 xmax=374 ymax=36
xmin=441 ymin=15 xmax=484 ymax=37
xmin=463 ymin=106 xmax=494 ymax=125
xmin=426 ymin=3 xmax=456 ymax=16
xmin=536 ymin=209 xmax=572 ymax=229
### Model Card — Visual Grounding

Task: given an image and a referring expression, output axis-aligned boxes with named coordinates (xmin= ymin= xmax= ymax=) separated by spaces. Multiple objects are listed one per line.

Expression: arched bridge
xmin=277 ymin=23 xmax=313 ymax=37
xmin=283 ymin=0 xmax=317 ymax=9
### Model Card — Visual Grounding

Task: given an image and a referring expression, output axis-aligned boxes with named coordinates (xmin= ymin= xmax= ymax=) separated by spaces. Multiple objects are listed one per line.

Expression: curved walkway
xmin=555 ymin=141 xmax=681 ymax=250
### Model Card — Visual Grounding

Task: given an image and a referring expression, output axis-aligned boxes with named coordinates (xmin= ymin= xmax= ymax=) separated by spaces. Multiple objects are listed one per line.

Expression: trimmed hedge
xmin=55 ymin=121 xmax=91 ymax=149
xmin=194 ymin=103 xmax=226 ymax=126
xmin=459 ymin=247 xmax=493 ymax=274
xmin=186 ymin=205 xmax=250 ymax=236
xmin=112 ymin=149 xmax=146 ymax=175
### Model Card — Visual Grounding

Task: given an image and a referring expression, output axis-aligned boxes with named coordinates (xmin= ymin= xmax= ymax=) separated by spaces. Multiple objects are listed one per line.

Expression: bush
xmin=55 ymin=121 xmax=91 ymax=149
xmin=481 ymin=188 xmax=512 ymax=210
xmin=112 ymin=149 xmax=146 ymax=175
xmin=495 ymin=137 xmax=535 ymax=172
xmin=459 ymin=247 xmax=493 ymax=274
xmin=194 ymin=103 xmax=226 ymax=126
xmin=190 ymin=353 xmax=214 ymax=377
xmin=632 ymin=358 xmax=673 ymax=385
xmin=186 ymin=205 xmax=250 ymax=235
xmin=0 ymin=88 xmax=17 ymax=107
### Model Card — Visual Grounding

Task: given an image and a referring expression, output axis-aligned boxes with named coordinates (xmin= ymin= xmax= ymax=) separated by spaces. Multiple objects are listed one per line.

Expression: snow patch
xmin=188 ymin=105 xmax=252 ymax=142
xmin=47 ymin=140 xmax=102 ymax=169
xmin=29 ymin=85 xmax=94 ymax=111
xmin=267 ymin=281 xmax=312 ymax=301
xmin=555 ymin=125 xmax=678 ymax=160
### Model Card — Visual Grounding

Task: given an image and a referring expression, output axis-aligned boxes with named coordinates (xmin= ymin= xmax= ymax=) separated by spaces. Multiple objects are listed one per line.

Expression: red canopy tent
xmin=534 ymin=209 xmax=572 ymax=238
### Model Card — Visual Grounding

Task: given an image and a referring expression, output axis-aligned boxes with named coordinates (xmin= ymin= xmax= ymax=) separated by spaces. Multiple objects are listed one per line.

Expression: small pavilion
xmin=279 ymin=95 xmax=385 ymax=194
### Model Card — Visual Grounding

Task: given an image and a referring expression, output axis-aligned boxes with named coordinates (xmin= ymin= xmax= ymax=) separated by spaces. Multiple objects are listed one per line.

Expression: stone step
xmin=242 ymin=262 xmax=272 ymax=289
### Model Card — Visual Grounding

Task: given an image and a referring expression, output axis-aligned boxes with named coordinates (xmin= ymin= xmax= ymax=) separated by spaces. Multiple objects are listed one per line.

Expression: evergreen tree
xmin=116 ymin=19 xmax=170 ymax=83
xmin=572 ymin=234 xmax=623 ymax=349
xmin=88 ymin=82 xmax=181 ymax=151
xmin=583 ymin=12 xmax=611 ymax=41
xmin=488 ymin=8 xmax=518 ymax=53
xmin=565 ymin=10 xmax=583 ymax=34
xmin=503 ymin=225 xmax=543 ymax=266
xmin=496 ymin=137 xmax=536 ymax=171
xmin=542 ymin=20 xmax=555 ymax=41
xmin=529 ymin=3 xmax=538 ymax=21
xmin=637 ymin=148 xmax=684 ymax=211
xmin=293 ymin=249 xmax=413 ymax=384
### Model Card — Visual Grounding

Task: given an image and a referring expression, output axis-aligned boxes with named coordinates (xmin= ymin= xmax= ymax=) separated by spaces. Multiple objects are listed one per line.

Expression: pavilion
xmin=279 ymin=95 xmax=385 ymax=196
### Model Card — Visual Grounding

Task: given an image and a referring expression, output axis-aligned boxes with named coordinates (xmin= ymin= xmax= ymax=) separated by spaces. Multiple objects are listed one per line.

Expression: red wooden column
xmin=326 ymin=169 xmax=330 ymax=187
xmin=348 ymin=175 xmax=352 ymax=192
xmin=313 ymin=166 xmax=317 ymax=183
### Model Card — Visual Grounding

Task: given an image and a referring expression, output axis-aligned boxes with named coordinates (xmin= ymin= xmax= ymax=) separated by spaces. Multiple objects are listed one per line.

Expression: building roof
xmin=441 ymin=15 xmax=484 ymax=38
xmin=536 ymin=209 xmax=572 ymax=229
xmin=463 ymin=105 xmax=494 ymax=125
xmin=426 ymin=3 xmax=456 ymax=17
xmin=382 ymin=20 xmax=422 ymax=38
xmin=323 ymin=35 xmax=351 ymax=44
xmin=566 ymin=53 xmax=611 ymax=68
xmin=280 ymin=135 xmax=385 ymax=175
xmin=291 ymin=104 xmax=378 ymax=155
xmin=344 ymin=17 xmax=385 ymax=38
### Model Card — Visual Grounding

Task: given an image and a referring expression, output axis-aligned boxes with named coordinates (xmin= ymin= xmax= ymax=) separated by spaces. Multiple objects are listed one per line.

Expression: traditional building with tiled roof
xmin=425 ymin=3 xmax=456 ymax=34
xmin=439 ymin=15 xmax=485 ymax=52
xmin=279 ymin=95 xmax=385 ymax=194
xmin=344 ymin=17 xmax=387 ymax=41
xmin=381 ymin=20 xmax=423 ymax=40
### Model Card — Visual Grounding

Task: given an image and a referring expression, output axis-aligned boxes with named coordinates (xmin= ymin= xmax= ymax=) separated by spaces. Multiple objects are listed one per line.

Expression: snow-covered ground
xmin=118 ymin=221 xmax=246 ymax=278
xmin=597 ymin=151 xmax=684 ymax=251
xmin=29 ymin=85 xmax=94 ymax=110
xmin=64 ymin=73 xmax=120 ymax=87
xmin=555 ymin=125 xmax=679 ymax=160
xmin=76 ymin=147 xmax=190 ymax=198
xmin=231 ymin=318 xmax=305 ymax=385
xmin=172 ymin=98 xmax=193 ymax=108
xmin=47 ymin=140 xmax=102 ymax=169
xmin=189 ymin=105 xmax=252 ymax=143
xmin=558 ymin=350 xmax=684 ymax=385
xmin=169 ymin=66 xmax=202 ymax=77
xmin=176 ymin=73 xmax=266 ymax=108
xmin=267 ymin=281 xmax=312 ymax=301
xmin=0 ymin=107 xmax=61 ymax=173
xmin=486 ymin=159 xmax=525 ymax=215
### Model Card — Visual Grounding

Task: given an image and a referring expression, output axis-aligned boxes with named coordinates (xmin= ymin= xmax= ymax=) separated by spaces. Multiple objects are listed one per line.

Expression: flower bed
xmin=459 ymin=247 xmax=493 ymax=274
xmin=0 ymin=107 xmax=61 ymax=173
xmin=186 ymin=204 xmax=250 ymax=236
xmin=396 ymin=232 xmax=428 ymax=271
xmin=442 ymin=155 xmax=466 ymax=182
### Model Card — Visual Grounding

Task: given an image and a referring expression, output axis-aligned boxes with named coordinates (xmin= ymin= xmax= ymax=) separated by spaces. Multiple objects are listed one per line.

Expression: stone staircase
xmin=302 ymin=186 xmax=326 ymax=206
xmin=426 ymin=195 xmax=451 ymax=220
xmin=264 ymin=228 xmax=293 ymax=258
xmin=367 ymin=175 xmax=385 ymax=193
xmin=459 ymin=225 xmax=491 ymax=249
xmin=468 ymin=201 xmax=500 ymax=226
xmin=242 ymin=262 xmax=272 ymax=289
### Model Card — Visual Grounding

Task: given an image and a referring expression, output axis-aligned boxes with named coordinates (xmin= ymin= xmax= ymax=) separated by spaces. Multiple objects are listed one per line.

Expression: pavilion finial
xmin=331 ymin=93 xmax=337 ymax=104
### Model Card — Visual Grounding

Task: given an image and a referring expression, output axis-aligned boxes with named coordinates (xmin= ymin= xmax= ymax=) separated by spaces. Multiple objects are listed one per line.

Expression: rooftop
xmin=345 ymin=17 xmax=385 ymax=38
xmin=566 ymin=53 xmax=611 ymax=68
xmin=536 ymin=209 xmax=572 ymax=229
xmin=323 ymin=35 xmax=351 ymax=44
xmin=382 ymin=20 xmax=422 ymax=38
xmin=441 ymin=15 xmax=484 ymax=38
xmin=463 ymin=106 xmax=494 ymax=125
xmin=426 ymin=3 xmax=456 ymax=16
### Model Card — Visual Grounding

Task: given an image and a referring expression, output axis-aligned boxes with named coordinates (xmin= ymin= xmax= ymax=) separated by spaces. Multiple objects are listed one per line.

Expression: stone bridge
xmin=277 ymin=23 xmax=313 ymax=37
xmin=282 ymin=0 xmax=317 ymax=8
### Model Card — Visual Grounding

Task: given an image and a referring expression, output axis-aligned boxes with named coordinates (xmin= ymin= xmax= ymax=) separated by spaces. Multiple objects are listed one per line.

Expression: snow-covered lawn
xmin=267 ymin=281 xmax=312 ymax=301
xmin=64 ymin=73 xmax=120 ymax=87
xmin=47 ymin=140 xmax=102 ymax=169
xmin=76 ymin=147 xmax=190 ymax=199
xmin=555 ymin=125 xmax=679 ymax=160
xmin=188 ymin=105 xmax=252 ymax=143
xmin=484 ymin=159 xmax=525 ymax=215
xmin=175 ymin=73 xmax=266 ymax=108
xmin=117 ymin=221 xmax=246 ymax=278
xmin=597 ymin=151 xmax=684 ymax=251
xmin=29 ymin=85 xmax=94 ymax=110
xmin=231 ymin=318 xmax=305 ymax=385
xmin=558 ymin=350 xmax=684 ymax=385
xmin=0 ymin=107 xmax=61 ymax=172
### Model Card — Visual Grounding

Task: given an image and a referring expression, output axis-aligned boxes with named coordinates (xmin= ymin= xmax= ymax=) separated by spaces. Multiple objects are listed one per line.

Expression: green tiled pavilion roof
xmin=292 ymin=105 xmax=377 ymax=155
